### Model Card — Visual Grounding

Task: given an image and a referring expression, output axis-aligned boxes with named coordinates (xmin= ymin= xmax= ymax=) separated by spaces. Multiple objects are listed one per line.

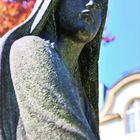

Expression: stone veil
xmin=0 ymin=0 xmax=108 ymax=139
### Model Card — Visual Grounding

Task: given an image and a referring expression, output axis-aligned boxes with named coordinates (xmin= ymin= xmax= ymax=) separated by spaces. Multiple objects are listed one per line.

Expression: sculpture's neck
xmin=57 ymin=35 xmax=85 ymax=75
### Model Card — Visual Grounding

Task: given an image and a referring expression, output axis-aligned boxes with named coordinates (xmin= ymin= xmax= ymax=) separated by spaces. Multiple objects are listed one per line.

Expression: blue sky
xmin=99 ymin=0 xmax=140 ymax=88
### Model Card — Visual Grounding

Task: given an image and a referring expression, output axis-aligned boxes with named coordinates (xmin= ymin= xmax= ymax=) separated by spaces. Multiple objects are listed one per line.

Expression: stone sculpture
xmin=0 ymin=0 xmax=108 ymax=139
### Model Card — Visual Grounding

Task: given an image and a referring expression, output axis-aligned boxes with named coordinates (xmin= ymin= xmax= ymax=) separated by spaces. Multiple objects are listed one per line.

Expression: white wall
xmin=100 ymin=80 xmax=140 ymax=140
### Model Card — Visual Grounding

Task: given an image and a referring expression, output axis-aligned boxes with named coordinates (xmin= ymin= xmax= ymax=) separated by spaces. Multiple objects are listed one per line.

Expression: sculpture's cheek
xmin=76 ymin=10 xmax=101 ymax=42
xmin=72 ymin=14 xmax=101 ymax=43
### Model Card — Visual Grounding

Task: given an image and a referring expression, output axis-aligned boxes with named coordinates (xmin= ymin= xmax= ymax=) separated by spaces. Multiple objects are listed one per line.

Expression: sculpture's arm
xmin=10 ymin=36 xmax=97 ymax=140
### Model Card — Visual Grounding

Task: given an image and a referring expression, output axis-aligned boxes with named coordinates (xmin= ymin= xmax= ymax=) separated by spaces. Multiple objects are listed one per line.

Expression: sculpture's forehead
xmin=58 ymin=0 xmax=101 ymax=7
xmin=59 ymin=0 xmax=93 ymax=3
xmin=57 ymin=0 xmax=94 ymax=7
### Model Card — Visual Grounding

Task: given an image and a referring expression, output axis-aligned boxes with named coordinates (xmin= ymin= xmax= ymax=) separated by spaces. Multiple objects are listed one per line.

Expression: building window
xmin=125 ymin=99 xmax=140 ymax=133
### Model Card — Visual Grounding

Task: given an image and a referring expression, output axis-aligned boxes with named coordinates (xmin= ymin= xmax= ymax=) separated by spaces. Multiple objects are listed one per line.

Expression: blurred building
xmin=99 ymin=84 xmax=108 ymax=111
xmin=99 ymin=73 xmax=140 ymax=140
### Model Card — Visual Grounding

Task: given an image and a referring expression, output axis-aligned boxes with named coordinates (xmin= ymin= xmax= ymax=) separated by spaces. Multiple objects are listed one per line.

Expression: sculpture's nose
xmin=86 ymin=0 xmax=94 ymax=7
xmin=85 ymin=0 xmax=102 ymax=12
xmin=86 ymin=0 xmax=94 ymax=10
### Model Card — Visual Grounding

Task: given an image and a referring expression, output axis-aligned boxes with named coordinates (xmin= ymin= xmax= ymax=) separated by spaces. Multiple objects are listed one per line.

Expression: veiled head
xmin=0 ymin=1 xmax=107 ymax=138
xmin=55 ymin=0 xmax=101 ymax=43
xmin=30 ymin=0 xmax=101 ymax=43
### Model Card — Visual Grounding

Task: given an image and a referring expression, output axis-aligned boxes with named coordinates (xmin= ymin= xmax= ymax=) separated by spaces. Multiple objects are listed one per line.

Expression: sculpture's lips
xmin=79 ymin=9 xmax=94 ymax=21
xmin=81 ymin=9 xmax=91 ymax=14
xmin=80 ymin=0 xmax=94 ymax=16
xmin=80 ymin=9 xmax=92 ymax=17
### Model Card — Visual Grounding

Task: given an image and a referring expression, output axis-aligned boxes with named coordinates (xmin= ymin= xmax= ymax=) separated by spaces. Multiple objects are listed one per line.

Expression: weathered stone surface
xmin=10 ymin=36 xmax=97 ymax=140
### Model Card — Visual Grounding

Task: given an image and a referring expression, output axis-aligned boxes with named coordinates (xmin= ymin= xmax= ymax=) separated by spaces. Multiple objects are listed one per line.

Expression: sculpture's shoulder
xmin=11 ymin=35 xmax=55 ymax=59
xmin=12 ymin=35 xmax=44 ymax=48
xmin=10 ymin=36 xmax=96 ymax=140
xmin=10 ymin=35 xmax=58 ymax=73
xmin=10 ymin=35 xmax=61 ymax=92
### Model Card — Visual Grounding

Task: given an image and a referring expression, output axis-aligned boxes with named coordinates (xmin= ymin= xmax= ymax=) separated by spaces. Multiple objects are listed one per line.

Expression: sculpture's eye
xmin=85 ymin=0 xmax=95 ymax=4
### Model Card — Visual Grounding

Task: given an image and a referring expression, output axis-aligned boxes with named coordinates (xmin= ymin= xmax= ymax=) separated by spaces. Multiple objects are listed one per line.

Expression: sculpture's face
xmin=55 ymin=0 xmax=101 ymax=43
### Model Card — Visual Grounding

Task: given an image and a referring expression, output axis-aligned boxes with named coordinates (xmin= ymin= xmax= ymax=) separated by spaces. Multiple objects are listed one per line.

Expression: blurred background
xmin=0 ymin=0 xmax=140 ymax=140
xmin=0 ymin=0 xmax=35 ymax=37
xmin=99 ymin=0 xmax=140 ymax=140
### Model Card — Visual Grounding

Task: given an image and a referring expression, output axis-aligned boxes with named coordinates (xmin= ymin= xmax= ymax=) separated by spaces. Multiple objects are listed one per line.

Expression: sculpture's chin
xmin=68 ymin=19 xmax=101 ymax=43
xmin=72 ymin=29 xmax=97 ymax=43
